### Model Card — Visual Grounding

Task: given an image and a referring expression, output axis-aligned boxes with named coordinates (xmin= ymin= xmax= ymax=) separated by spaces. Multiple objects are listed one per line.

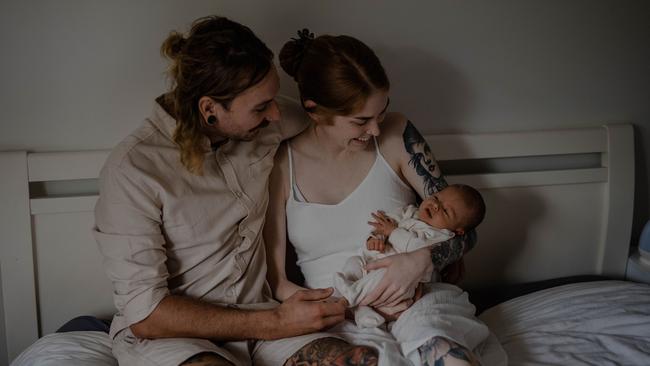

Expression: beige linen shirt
xmin=93 ymin=95 xmax=308 ymax=338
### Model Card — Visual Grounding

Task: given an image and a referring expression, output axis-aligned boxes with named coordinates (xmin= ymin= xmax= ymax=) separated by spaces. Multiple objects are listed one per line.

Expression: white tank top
xmin=286 ymin=138 xmax=416 ymax=289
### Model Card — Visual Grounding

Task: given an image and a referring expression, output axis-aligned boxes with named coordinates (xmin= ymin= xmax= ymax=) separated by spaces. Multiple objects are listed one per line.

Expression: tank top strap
xmin=286 ymin=142 xmax=295 ymax=196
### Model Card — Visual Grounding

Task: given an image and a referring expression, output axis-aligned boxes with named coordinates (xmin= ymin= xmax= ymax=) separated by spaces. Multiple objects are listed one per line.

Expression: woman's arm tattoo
xmin=431 ymin=231 xmax=477 ymax=269
xmin=402 ymin=121 xmax=448 ymax=196
xmin=403 ymin=121 xmax=477 ymax=269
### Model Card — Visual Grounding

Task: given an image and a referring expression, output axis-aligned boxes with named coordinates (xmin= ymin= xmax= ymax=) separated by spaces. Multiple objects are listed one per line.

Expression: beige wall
xmin=0 ymin=0 xmax=648 ymax=256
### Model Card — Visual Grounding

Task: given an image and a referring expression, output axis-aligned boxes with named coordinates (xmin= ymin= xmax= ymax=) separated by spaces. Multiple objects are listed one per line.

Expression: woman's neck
xmin=307 ymin=124 xmax=362 ymax=160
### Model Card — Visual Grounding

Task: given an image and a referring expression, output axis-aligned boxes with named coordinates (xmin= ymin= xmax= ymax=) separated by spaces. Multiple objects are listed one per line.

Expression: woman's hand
xmin=373 ymin=284 xmax=423 ymax=321
xmin=360 ymin=247 xmax=432 ymax=307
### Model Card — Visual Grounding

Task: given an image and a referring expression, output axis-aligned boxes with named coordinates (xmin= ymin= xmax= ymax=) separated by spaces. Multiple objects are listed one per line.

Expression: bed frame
xmin=0 ymin=124 xmax=635 ymax=364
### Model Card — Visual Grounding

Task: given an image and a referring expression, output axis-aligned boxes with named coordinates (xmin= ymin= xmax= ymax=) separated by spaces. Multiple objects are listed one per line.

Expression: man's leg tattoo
xmin=284 ymin=337 xmax=378 ymax=366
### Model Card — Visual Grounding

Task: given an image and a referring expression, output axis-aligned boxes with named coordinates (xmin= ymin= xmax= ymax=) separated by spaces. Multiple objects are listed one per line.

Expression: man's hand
xmin=271 ymin=288 xmax=346 ymax=339
xmin=366 ymin=236 xmax=388 ymax=252
xmin=368 ymin=211 xmax=397 ymax=237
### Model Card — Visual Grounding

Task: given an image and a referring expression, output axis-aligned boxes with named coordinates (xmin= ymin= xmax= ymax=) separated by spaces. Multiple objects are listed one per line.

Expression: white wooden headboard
xmin=0 ymin=123 xmax=634 ymax=364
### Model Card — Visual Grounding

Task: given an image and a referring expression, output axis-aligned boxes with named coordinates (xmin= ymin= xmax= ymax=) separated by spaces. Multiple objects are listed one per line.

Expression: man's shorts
xmin=112 ymin=327 xmax=342 ymax=366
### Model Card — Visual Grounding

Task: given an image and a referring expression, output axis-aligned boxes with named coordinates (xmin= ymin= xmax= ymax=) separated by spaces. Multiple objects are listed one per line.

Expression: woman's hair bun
xmin=161 ymin=31 xmax=187 ymax=60
xmin=279 ymin=28 xmax=314 ymax=79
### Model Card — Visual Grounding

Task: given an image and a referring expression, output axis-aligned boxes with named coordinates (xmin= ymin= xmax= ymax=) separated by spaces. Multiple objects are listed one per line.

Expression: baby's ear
xmin=454 ymin=228 xmax=465 ymax=236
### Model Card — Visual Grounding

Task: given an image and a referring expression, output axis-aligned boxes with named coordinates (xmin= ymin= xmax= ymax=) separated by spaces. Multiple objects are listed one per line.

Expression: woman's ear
xmin=303 ymin=99 xmax=325 ymax=123
xmin=454 ymin=228 xmax=465 ymax=236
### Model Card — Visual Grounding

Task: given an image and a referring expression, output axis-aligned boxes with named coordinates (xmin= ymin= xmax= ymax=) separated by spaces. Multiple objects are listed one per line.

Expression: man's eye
xmin=255 ymin=104 xmax=269 ymax=113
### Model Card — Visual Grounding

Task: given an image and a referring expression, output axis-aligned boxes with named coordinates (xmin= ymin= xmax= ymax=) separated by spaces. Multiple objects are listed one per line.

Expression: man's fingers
xmin=319 ymin=301 xmax=347 ymax=316
xmin=295 ymin=287 xmax=334 ymax=301
xmin=321 ymin=314 xmax=346 ymax=329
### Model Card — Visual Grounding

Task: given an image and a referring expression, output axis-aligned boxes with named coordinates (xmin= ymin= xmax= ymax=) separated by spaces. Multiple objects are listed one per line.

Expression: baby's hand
xmin=366 ymin=237 xmax=387 ymax=252
xmin=369 ymin=211 xmax=397 ymax=237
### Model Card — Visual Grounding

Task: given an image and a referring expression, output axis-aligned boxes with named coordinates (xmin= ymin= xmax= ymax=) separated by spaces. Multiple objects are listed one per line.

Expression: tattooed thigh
xmin=181 ymin=352 xmax=235 ymax=366
xmin=284 ymin=337 xmax=378 ymax=366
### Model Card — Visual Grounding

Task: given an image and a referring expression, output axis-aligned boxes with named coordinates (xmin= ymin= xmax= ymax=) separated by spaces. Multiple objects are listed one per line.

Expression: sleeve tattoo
xmin=402 ymin=121 xmax=477 ymax=270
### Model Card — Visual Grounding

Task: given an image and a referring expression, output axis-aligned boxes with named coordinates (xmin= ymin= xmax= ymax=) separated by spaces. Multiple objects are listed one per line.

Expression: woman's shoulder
xmin=377 ymin=112 xmax=410 ymax=161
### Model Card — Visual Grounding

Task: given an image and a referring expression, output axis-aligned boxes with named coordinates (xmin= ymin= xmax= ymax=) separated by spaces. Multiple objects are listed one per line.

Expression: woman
xmin=264 ymin=31 xmax=493 ymax=366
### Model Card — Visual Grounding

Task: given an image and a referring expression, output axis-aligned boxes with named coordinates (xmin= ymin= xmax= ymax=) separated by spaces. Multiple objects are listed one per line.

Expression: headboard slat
xmin=448 ymin=167 xmax=607 ymax=189
xmin=428 ymin=127 xmax=607 ymax=161
xmin=27 ymin=151 xmax=109 ymax=182
xmin=30 ymin=196 xmax=99 ymax=215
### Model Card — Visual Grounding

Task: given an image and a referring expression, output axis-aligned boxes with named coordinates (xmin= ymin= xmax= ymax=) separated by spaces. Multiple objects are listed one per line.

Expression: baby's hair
xmin=450 ymin=184 xmax=486 ymax=230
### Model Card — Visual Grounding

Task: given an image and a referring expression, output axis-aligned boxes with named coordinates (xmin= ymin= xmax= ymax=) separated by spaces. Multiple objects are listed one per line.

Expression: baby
xmin=334 ymin=184 xmax=486 ymax=328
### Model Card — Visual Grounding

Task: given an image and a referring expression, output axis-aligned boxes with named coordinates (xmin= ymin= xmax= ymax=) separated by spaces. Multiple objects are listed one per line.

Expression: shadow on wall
xmin=462 ymin=187 xmax=546 ymax=288
xmin=632 ymin=124 xmax=649 ymax=247
xmin=377 ymin=46 xmax=475 ymax=133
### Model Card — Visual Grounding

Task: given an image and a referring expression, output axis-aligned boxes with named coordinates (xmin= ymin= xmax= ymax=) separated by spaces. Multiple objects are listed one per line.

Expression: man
xmin=94 ymin=16 xmax=378 ymax=365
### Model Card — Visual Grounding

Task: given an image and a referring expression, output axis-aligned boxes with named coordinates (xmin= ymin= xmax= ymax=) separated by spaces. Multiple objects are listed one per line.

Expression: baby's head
xmin=417 ymin=184 xmax=485 ymax=235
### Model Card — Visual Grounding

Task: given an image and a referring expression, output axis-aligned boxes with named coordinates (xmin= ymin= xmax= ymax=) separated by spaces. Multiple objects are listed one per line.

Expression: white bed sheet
xmin=479 ymin=280 xmax=650 ymax=366
xmin=13 ymin=280 xmax=649 ymax=366
xmin=11 ymin=331 xmax=115 ymax=366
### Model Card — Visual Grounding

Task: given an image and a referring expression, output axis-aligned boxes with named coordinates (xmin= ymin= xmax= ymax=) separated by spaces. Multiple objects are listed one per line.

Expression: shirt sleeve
xmin=93 ymin=163 xmax=170 ymax=327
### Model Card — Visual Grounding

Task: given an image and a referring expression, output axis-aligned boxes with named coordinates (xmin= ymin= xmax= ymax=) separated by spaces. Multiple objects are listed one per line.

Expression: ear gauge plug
xmin=207 ymin=115 xmax=217 ymax=126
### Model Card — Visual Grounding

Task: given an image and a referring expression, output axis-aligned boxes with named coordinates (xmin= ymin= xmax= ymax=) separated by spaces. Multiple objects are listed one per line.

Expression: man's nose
xmin=266 ymin=100 xmax=281 ymax=122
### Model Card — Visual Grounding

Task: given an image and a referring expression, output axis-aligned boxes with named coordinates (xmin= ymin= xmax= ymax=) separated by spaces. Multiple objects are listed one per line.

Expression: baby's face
xmin=418 ymin=186 xmax=469 ymax=234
